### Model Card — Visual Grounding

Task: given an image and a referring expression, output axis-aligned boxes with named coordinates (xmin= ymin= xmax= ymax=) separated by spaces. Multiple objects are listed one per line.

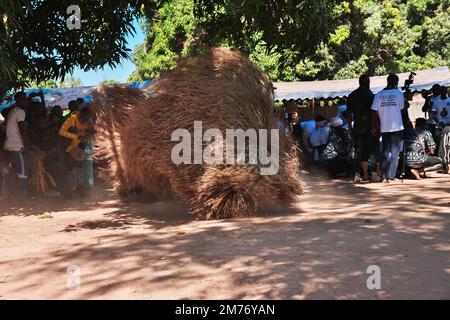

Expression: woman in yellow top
xmin=59 ymin=108 xmax=90 ymax=153
xmin=58 ymin=107 xmax=93 ymax=199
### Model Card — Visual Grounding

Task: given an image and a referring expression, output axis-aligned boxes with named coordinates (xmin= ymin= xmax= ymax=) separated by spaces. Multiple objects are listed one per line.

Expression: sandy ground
xmin=0 ymin=171 xmax=449 ymax=300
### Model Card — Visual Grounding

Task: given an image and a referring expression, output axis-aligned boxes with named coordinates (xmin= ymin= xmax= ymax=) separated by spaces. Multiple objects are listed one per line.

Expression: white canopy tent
xmin=273 ymin=66 xmax=450 ymax=101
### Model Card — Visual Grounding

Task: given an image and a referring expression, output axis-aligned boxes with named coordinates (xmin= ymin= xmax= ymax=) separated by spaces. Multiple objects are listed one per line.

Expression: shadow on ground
xmin=0 ymin=173 xmax=449 ymax=299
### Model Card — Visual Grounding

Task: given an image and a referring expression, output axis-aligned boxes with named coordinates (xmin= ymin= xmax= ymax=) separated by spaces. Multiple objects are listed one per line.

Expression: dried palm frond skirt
xmin=28 ymin=149 xmax=57 ymax=194
xmin=92 ymin=47 xmax=303 ymax=219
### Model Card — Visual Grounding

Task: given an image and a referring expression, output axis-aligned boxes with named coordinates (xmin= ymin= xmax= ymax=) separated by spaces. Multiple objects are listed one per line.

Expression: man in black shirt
xmin=347 ymin=74 xmax=380 ymax=183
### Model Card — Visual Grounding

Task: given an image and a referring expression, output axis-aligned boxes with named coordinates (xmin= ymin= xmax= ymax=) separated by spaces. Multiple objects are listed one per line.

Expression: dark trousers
xmin=323 ymin=157 xmax=352 ymax=177
xmin=408 ymin=156 xmax=443 ymax=171
xmin=353 ymin=132 xmax=380 ymax=174
xmin=381 ymin=131 xmax=403 ymax=180
xmin=423 ymin=155 xmax=442 ymax=167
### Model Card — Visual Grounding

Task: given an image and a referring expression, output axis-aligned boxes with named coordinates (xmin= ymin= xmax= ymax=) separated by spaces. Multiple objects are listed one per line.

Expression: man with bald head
xmin=347 ymin=74 xmax=380 ymax=183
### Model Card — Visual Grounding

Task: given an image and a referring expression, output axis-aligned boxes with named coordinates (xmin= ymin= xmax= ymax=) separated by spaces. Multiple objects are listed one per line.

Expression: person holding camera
xmin=371 ymin=74 xmax=405 ymax=184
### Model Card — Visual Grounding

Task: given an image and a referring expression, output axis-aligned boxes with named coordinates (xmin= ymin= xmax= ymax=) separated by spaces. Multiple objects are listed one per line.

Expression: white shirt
xmin=433 ymin=97 xmax=450 ymax=125
xmin=371 ymin=88 xmax=404 ymax=133
xmin=4 ymin=107 xmax=26 ymax=152
xmin=300 ymin=120 xmax=330 ymax=146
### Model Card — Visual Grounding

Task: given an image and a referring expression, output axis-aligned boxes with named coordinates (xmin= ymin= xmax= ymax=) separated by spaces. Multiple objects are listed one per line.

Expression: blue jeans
xmin=8 ymin=150 xmax=28 ymax=199
xmin=380 ymin=131 xmax=403 ymax=180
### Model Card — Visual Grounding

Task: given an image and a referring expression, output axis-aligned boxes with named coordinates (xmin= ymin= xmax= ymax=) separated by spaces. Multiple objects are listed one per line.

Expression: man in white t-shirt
xmin=371 ymin=74 xmax=405 ymax=183
xmin=3 ymin=91 xmax=31 ymax=199
xmin=433 ymin=86 xmax=450 ymax=126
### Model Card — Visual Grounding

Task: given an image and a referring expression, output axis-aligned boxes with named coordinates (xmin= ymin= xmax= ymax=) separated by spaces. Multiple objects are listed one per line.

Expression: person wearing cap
xmin=320 ymin=117 xmax=353 ymax=177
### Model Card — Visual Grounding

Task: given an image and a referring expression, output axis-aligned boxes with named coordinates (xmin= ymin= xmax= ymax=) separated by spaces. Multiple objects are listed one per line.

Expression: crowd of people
xmin=0 ymin=91 xmax=95 ymax=201
xmin=290 ymin=74 xmax=450 ymax=183
xmin=1 ymin=75 xmax=449 ymax=203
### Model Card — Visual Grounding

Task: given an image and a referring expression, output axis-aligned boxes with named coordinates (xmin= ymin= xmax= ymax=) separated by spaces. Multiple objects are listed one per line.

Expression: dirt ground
xmin=0 ymin=171 xmax=449 ymax=300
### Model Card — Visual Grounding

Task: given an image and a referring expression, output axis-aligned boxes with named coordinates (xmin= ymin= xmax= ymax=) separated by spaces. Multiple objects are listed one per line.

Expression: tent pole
xmin=312 ymin=98 xmax=315 ymax=118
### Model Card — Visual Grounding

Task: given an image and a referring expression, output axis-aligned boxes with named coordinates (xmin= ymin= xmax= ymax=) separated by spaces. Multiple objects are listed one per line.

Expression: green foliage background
xmin=2 ymin=0 xmax=449 ymax=96
xmin=130 ymin=0 xmax=450 ymax=82
xmin=0 ymin=0 xmax=139 ymax=97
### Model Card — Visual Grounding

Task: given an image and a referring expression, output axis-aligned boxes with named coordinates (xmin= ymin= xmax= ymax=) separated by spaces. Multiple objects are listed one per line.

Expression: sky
xmin=71 ymin=19 xmax=146 ymax=86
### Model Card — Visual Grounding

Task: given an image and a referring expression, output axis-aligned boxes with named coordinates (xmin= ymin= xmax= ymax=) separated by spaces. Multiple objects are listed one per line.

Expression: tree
xmin=130 ymin=0 xmax=337 ymax=81
xmin=194 ymin=0 xmax=336 ymax=56
xmin=0 ymin=0 xmax=146 ymax=98
xmin=26 ymin=79 xmax=58 ymax=89
xmin=99 ymin=80 xmax=121 ymax=86
xmin=59 ymin=76 xmax=83 ymax=88
xmin=128 ymin=0 xmax=198 ymax=81
xmin=195 ymin=0 xmax=450 ymax=80
xmin=131 ymin=0 xmax=450 ymax=82
xmin=0 ymin=0 xmax=28 ymax=96
xmin=302 ymin=0 xmax=450 ymax=80
xmin=25 ymin=77 xmax=83 ymax=89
